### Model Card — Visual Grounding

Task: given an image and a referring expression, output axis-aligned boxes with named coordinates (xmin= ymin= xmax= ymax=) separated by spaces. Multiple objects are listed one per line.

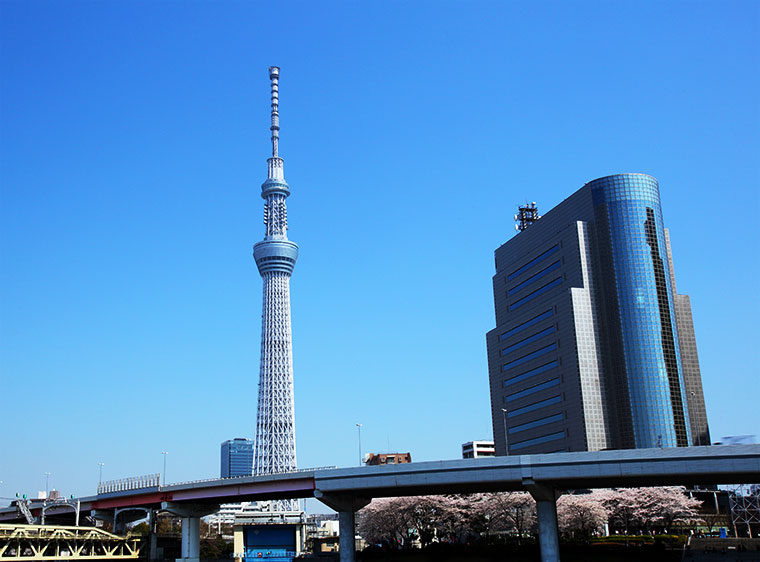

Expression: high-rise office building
xmin=486 ymin=174 xmax=710 ymax=455
xmin=251 ymin=66 xmax=299 ymax=495
xmin=221 ymin=438 xmax=254 ymax=478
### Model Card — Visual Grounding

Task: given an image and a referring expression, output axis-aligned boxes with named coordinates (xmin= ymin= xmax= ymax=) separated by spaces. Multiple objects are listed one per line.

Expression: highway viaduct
xmin=2 ymin=445 xmax=759 ymax=562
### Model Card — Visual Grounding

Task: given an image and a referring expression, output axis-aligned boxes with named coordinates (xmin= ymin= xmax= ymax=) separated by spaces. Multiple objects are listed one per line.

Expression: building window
xmin=507 ymin=395 xmax=562 ymax=418
xmin=502 ymin=344 xmax=557 ymax=372
xmin=508 ymin=261 xmax=562 ymax=296
xmin=507 ymin=245 xmax=560 ymax=281
xmin=510 ymin=431 xmax=565 ymax=451
xmin=500 ymin=309 xmax=554 ymax=341
xmin=505 ymin=377 xmax=560 ymax=401
xmin=509 ymin=277 xmax=563 ymax=311
xmin=503 ymin=360 xmax=559 ymax=387
xmin=501 ymin=326 xmax=556 ymax=356
xmin=509 ymin=413 xmax=564 ymax=435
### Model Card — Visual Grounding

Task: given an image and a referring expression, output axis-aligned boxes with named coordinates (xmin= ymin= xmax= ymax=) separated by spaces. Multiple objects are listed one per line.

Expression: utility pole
xmin=501 ymin=409 xmax=509 ymax=455
xmin=98 ymin=463 xmax=105 ymax=488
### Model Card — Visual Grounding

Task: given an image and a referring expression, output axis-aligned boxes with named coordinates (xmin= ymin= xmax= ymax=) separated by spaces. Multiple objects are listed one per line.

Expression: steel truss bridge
xmin=0 ymin=524 xmax=145 ymax=561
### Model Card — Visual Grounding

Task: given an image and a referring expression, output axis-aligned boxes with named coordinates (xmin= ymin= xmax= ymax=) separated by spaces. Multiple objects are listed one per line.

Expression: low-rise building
xmin=233 ymin=507 xmax=305 ymax=562
xmin=462 ymin=440 xmax=495 ymax=459
xmin=364 ymin=453 xmax=412 ymax=466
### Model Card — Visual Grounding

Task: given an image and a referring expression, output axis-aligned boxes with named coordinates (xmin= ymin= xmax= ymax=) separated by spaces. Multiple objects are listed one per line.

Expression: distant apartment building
xmin=221 ymin=438 xmax=254 ymax=478
xmin=462 ymin=441 xmax=495 ymax=459
xmin=364 ymin=453 xmax=412 ymax=466
xmin=486 ymin=174 xmax=710 ymax=455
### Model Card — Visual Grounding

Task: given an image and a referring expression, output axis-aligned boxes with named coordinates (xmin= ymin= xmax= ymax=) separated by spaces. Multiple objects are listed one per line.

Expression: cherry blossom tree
xmin=356 ymin=486 xmax=702 ymax=548
xmin=357 ymin=495 xmax=469 ymax=547
xmin=556 ymin=492 xmax=607 ymax=538
xmin=482 ymin=492 xmax=537 ymax=541
xmin=637 ymin=486 xmax=703 ymax=532
xmin=596 ymin=488 xmax=644 ymax=534
xmin=357 ymin=497 xmax=409 ymax=546
xmin=599 ymin=487 xmax=703 ymax=534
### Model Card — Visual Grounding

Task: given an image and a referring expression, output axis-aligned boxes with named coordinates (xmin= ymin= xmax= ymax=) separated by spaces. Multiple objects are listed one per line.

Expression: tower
xmin=252 ymin=67 xmax=299 ymax=500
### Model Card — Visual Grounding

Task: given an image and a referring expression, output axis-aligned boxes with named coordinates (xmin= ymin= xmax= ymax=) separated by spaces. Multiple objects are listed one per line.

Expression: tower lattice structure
xmin=252 ymin=67 xmax=299 ymax=509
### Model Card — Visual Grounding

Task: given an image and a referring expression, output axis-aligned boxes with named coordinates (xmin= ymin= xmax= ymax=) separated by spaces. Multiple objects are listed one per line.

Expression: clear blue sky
xmin=1 ymin=1 xmax=758 ymax=503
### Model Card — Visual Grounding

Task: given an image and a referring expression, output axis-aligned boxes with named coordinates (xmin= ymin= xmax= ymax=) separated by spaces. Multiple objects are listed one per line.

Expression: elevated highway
xmin=2 ymin=445 xmax=758 ymax=562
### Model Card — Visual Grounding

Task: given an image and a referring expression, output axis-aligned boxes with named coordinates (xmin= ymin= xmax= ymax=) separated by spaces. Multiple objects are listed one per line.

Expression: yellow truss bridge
xmin=0 ymin=525 xmax=145 ymax=561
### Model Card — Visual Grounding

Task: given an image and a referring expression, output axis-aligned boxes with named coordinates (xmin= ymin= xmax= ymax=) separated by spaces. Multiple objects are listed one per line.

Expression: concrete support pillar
xmin=314 ymin=492 xmax=371 ymax=562
xmin=113 ymin=513 xmax=127 ymax=535
xmin=338 ymin=510 xmax=356 ymax=562
xmin=524 ymin=481 xmax=562 ymax=562
xmin=180 ymin=517 xmax=200 ymax=562
xmin=147 ymin=510 xmax=159 ymax=561
xmin=149 ymin=533 xmax=159 ymax=562
xmin=161 ymin=501 xmax=218 ymax=562
xmin=535 ymin=498 xmax=560 ymax=562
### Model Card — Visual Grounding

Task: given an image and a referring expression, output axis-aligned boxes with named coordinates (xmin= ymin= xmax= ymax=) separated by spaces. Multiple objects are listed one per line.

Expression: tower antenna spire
xmin=269 ymin=66 xmax=280 ymax=158
xmin=265 ymin=67 xmax=285 ymax=182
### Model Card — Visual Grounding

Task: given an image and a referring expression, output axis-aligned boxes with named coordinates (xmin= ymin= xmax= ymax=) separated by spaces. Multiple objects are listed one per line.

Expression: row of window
xmin=500 ymin=326 xmax=555 ymax=356
xmin=507 ymin=245 xmax=560 ymax=281
xmin=508 ymin=260 xmax=561 ymax=296
xmin=509 ymin=412 xmax=564 ymax=435
xmin=257 ymin=255 xmax=296 ymax=263
xmin=505 ymin=377 xmax=560 ymax=402
xmin=509 ymin=277 xmax=563 ymax=311
xmin=500 ymin=309 xmax=553 ymax=341
xmin=503 ymin=359 xmax=559 ymax=387
xmin=501 ymin=344 xmax=557 ymax=372
xmin=510 ymin=430 xmax=566 ymax=451
xmin=506 ymin=394 xmax=562 ymax=418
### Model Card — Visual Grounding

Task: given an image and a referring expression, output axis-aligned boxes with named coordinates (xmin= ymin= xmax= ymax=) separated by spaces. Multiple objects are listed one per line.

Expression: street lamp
xmin=44 ymin=472 xmax=51 ymax=497
xmin=356 ymin=424 xmax=363 ymax=467
xmin=501 ymin=409 xmax=509 ymax=455
xmin=161 ymin=452 xmax=168 ymax=486
xmin=98 ymin=463 xmax=105 ymax=488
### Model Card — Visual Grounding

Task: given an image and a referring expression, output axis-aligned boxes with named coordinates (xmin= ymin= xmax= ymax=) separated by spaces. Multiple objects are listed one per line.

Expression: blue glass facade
xmin=221 ymin=438 xmax=254 ymax=478
xmin=590 ymin=174 xmax=691 ymax=448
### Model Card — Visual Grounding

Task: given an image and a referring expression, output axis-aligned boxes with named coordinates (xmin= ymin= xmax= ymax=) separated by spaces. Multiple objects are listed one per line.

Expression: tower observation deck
xmin=252 ymin=67 xmax=298 ymax=509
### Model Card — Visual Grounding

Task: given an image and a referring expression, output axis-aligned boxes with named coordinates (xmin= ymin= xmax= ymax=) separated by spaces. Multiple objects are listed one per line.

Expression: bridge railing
xmin=166 ymin=466 xmax=337 ymax=488
xmin=98 ymin=474 xmax=161 ymax=495
xmin=95 ymin=467 xmax=337 ymax=495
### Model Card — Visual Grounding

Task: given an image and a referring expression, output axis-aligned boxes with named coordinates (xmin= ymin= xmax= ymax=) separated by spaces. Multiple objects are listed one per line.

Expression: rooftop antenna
xmin=514 ymin=202 xmax=541 ymax=232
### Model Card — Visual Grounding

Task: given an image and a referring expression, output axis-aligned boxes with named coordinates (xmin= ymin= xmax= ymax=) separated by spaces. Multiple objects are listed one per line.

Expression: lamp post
xmin=98 ymin=463 xmax=105 ymax=488
xmin=501 ymin=409 xmax=509 ymax=455
xmin=356 ymin=424 xmax=363 ymax=467
xmin=161 ymin=452 xmax=168 ymax=486
xmin=44 ymin=472 xmax=51 ymax=497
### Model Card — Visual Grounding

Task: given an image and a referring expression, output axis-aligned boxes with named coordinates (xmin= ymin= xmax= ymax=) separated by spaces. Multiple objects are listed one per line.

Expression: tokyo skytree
xmin=252 ymin=66 xmax=299 ymax=502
